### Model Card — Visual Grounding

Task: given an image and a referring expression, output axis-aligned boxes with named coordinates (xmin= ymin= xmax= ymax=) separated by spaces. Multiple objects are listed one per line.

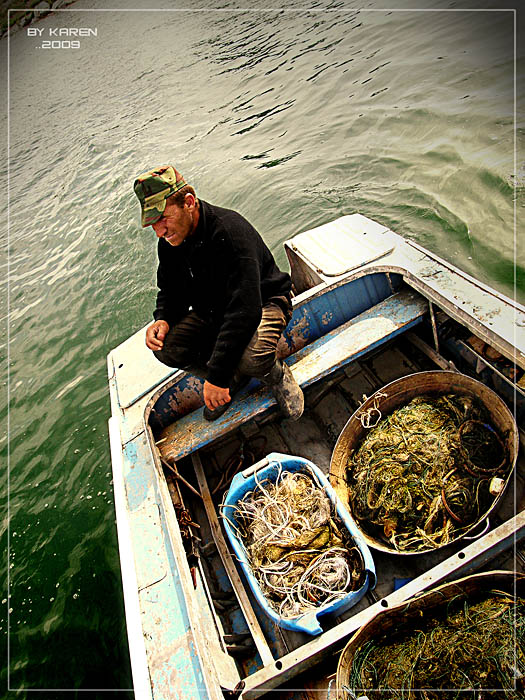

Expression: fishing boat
xmin=107 ymin=213 xmax=525 ymax=699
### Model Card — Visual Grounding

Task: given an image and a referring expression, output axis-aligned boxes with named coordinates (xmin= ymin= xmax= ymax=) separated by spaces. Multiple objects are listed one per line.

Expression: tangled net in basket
xmin=344 ymin=589 xmax=525 ymax=699
xmin=223 ymin=466 xmax=366 ymax=619
xmin=347 ymin=394 xmax=509 ymax=552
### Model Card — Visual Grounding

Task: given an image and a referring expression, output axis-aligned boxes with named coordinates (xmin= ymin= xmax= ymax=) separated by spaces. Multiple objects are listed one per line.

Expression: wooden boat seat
xmin=158 ymin=288 xmax=427 ymax=463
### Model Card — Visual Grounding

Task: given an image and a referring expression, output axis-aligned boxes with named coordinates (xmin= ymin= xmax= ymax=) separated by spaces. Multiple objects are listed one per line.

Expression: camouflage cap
xmin=133 ymin=165 xmax=188 ymax=227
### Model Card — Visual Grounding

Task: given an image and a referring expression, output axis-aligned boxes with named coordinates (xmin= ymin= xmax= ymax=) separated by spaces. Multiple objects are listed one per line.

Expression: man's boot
xmin=263 ymin=359 xmax=304 ymax=421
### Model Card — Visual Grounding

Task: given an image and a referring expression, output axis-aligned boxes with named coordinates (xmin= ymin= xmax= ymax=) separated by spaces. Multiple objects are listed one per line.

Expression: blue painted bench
xmin=158 ymin=288 xmax=427 ymax=463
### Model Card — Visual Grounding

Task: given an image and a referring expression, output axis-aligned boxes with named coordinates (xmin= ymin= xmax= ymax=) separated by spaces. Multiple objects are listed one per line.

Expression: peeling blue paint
xmin=124 ymin=439 xmax=154 ymax=512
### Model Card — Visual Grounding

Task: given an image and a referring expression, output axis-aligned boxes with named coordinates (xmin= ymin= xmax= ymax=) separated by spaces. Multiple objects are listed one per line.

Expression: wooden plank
xmin=194 ymin=557 xmax=242 ymax=689
xmin=405 ymin=330 xmax=458 ymax=371
xmin=159 ymin=289 xmax=427 ymax=463
xmin=164 ymin=472 xmax=241 ymax=690
xmin=191 ymin=452 xmax=275 ymax=668
xmin=290 ymin=289 xmax=427 ymax=385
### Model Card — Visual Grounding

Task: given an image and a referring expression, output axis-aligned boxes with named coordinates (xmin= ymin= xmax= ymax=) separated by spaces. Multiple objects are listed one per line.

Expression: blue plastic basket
xmin=222 ymin=452 xmax=376 ymax=636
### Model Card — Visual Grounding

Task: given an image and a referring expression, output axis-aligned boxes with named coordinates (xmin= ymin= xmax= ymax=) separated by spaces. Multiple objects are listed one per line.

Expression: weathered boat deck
xmin=163 ymin=328 xmax=525 ymax=698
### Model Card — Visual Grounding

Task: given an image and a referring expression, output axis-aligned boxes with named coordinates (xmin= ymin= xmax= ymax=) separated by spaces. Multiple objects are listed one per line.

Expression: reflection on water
xmin=3 ymin=0 xmax=522 ymax=692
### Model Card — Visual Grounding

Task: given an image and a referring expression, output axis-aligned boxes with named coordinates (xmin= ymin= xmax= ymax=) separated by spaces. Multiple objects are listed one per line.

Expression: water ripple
xmin=3 ymin=2 xmax=521 ymax=693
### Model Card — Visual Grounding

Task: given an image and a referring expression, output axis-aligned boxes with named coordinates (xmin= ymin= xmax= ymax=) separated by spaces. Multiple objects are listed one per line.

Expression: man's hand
xmin=146 ymin=320 xmax=169 ymax=351
xmin=203 ymin=381 xmax=231 ymax=411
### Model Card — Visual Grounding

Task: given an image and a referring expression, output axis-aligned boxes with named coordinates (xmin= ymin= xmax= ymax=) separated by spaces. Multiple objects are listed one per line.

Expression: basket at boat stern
xmin=335 ymin=570 xmax=524 ymax=699
xmin=222 ymin=452 xmax=376 ymax=636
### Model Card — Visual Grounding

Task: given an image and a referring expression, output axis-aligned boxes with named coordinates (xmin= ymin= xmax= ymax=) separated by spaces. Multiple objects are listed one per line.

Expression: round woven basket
xmin=335 ymin=570 xmax=522 ymax=699
xmin=329 ymin=370 xmax=518 ymax=555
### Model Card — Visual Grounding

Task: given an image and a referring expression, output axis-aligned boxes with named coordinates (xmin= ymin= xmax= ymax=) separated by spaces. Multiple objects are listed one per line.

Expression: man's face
xmin=151 ymin=197 xmax=195 ymax=246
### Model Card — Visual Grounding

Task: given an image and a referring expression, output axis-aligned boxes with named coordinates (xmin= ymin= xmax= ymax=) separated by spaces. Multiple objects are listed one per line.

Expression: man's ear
xmin=185 ymin=192 xmax=196 ymax=208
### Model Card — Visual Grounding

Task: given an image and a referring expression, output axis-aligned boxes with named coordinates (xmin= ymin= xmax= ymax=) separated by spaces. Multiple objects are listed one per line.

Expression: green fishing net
xmin=343 ymin=589 xmax=524 ymax=699
xmin=347 ymin=394 xmax=509 ymax=552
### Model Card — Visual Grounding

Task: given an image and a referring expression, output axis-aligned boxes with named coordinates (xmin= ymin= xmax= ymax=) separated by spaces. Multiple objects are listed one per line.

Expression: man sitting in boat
xmin=133 ymin=164 xmax=304 ymax=422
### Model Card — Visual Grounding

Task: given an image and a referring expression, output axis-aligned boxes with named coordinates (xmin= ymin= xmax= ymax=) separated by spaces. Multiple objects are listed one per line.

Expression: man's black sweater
xmin=153 ymin=199 xmax=292 ymax=388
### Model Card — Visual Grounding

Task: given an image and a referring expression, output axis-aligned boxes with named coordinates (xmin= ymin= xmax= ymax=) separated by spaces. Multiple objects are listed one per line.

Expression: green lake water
xmin=2 ymin=0 xmax=524 ymax=696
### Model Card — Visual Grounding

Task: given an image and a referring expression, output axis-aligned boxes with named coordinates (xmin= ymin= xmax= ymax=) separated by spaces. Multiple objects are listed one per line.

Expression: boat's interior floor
xmin=155 ymin=322 xmax=525 ymax=696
